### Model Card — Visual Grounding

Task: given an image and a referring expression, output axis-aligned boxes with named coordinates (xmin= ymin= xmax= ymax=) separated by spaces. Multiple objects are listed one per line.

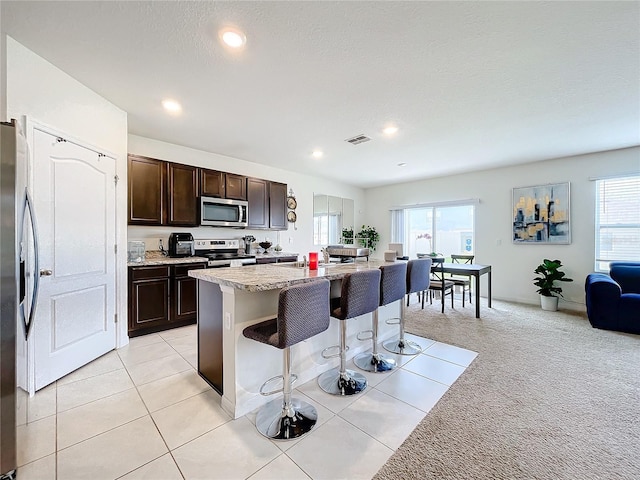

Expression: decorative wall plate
xmin=287 ymin=210 xmax=297 ymax=223
xmin=287 ymin=196 xmax=297 ymax=209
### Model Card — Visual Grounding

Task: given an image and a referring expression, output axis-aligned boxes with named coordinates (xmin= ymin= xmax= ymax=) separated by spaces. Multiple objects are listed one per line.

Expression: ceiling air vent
xmin=345 ymin=134 xmax=371 ymax=145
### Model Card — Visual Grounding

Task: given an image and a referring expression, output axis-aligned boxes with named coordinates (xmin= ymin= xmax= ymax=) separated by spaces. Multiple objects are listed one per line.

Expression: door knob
xmin=39 ymin=269 xmax=53 ymax=276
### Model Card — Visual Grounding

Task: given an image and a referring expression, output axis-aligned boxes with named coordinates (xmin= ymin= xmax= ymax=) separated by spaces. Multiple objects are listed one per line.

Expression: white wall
xmin=364 ymin=147 xmax=640 ymax=310
xmin=6 ymin=37 xmax=129 ymax=345
xmin=127 ymin=134 xmax=365 ymax=257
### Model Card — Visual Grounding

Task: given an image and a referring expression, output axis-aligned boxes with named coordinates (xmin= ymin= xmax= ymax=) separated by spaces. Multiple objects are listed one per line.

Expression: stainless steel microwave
xmin=200 ymin=196 xmax=248 ymax=227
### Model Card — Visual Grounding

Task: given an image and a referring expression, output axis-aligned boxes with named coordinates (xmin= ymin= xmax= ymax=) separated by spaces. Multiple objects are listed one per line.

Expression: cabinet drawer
xmin=130 ymin=266 xmax=170 ymax=281
xmin=173 ymin=263 xmax=207 ymax=277
xmin=277 ymin=256 xmax=298 ymax=263
xmin=256 ymin=257 xmax=277 ymax=264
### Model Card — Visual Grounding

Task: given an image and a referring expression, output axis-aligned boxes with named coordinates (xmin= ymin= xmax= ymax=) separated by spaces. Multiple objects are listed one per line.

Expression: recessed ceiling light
xmin=383 ymin=126 xmax=399 ymax=135
xmin=162 ymin=99 xmax=182 ymax=113
xmin=397 ymin=162 xmax=407 ymax=167
xmin=312 ymin=150 xmax=323 ymax=158
xmin=220 ymin=28 xmax=246 ymax=48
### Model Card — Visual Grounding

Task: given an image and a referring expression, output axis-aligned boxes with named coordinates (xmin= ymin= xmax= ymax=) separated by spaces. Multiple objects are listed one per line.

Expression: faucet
xmin=303 ymin=255 xmax=308 ymax=268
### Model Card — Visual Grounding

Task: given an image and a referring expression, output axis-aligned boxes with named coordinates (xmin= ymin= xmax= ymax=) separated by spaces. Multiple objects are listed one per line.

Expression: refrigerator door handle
xmin=21 ymin=187 xmax=40 ymax=339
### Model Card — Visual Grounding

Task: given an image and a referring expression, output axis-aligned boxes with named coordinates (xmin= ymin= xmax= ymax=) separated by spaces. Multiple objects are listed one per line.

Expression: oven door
xmin=200 ymin=197 xmax=248 ymax=227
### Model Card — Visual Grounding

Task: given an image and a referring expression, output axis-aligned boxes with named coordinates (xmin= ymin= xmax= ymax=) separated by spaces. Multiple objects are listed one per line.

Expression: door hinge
xmin=114 ymin=174 xmax=119 ymax=185
xmin=114 ymin=313 xmax=118 ymax=324
xmin=114 ymin=244 xmax=118 ymax=254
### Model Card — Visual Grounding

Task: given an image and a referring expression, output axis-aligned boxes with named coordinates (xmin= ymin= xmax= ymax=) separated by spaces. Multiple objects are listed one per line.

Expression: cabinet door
xmin=225 ymin=173 xmax=247 ymax=200
xmin=200 ymin=168 xmax=225 ymax=198
xmin=128 ymin=155 xmax=164 ymax=225
xmin=247 ymin=177 xmax=269 ymax=229
xmin=256 ymin=257 xmax=277 ymax=264
xmin=171 ymin=263 xmax=206 ymax=322
xmin=129 ymin=266 xmax=171 ymax=335
xmin=167 ymin=163 xmax=199 ymax=226
xmin=269 ymin=181 xmax=287 ymax=230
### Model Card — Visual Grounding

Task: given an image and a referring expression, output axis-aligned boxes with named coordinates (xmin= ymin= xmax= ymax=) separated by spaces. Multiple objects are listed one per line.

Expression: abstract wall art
xmin=512 ymin=182 xmax=570 ymax=244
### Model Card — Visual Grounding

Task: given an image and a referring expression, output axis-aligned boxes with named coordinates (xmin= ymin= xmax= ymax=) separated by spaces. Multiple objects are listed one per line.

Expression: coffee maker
xmin=242 ymin=235 xmax=255 ymax=255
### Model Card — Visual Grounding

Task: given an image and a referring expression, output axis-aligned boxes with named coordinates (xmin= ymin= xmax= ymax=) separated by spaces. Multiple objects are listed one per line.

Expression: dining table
xmin=430 ymin=259 xmax=492 ymax=318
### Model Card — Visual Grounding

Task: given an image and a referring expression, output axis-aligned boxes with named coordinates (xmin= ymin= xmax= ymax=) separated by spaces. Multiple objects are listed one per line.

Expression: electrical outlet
xmin=289 ymin=237 xmax=293 ymax=244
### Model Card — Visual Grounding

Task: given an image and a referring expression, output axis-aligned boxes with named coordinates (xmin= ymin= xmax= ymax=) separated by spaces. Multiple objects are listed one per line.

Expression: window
xmin=391 ymin=201 xmax=476 ymax=260
xmin=595 ymin=175 xmax=640 ymax=271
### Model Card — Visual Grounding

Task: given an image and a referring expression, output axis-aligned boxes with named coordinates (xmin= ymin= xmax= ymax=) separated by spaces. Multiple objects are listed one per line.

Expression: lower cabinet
xmin=128 ymin=262 xmax=207 ymax=337
xmin=255 ymin=255 xmax=298 ymax=265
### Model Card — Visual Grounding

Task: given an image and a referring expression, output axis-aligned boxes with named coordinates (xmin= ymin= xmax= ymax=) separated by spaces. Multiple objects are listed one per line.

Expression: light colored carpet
xmin=374 ymin=298 xmax=640 ymax=480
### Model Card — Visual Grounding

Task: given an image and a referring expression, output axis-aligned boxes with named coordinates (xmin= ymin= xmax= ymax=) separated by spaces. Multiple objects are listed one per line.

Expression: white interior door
xmin=31 ymin=127 xmax=117 ymax=390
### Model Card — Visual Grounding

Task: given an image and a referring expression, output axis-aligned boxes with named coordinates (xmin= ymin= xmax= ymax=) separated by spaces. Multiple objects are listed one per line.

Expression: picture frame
xmin=512 ymin=182 xmax=570 ymax=244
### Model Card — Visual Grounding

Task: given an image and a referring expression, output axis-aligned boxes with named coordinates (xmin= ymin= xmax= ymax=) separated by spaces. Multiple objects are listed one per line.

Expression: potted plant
xmin=357 ymin=225 xmax=380 ymax=251
xmin=533 ymin=259 xmax=573 ymax=311
xmin=342 ymin=227 xmax=354 ymax=244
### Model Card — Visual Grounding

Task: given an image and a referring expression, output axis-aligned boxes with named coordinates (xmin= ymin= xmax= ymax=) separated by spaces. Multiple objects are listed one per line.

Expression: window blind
xmin=595 ymin=175 xmax=640 ymax=269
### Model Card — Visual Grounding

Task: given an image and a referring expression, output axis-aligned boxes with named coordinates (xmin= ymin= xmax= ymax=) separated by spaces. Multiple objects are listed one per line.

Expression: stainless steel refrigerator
xmin=1 ymin=119 xmax=37 ymax=480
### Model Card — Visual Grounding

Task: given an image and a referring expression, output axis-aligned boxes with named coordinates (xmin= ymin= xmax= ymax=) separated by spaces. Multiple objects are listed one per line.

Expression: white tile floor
xmin=16 ymin=324 xmax=477 ymax=480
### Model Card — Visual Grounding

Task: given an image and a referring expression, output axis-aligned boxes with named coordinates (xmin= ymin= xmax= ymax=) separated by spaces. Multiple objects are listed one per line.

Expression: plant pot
xmin=540 ymin=295 xmax=559 ymax=311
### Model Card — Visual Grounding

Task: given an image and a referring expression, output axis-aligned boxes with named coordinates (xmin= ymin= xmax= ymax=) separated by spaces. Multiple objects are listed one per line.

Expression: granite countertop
xmin=189 ymin=259 xmax=394 ymax=292
xmin=127 ymin=251 xmax=208 ymax=267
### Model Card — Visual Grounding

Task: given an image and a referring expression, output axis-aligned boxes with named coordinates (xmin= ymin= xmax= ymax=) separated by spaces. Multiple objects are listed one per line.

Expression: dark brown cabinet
xmin=128 ymin=155 xmax=198 ymax=227
xmin=128 ymin=155 xmax=165 ymax=225
xmin=269 ymin=181 xmax=287 ymax=229
xmin=255 ymin=255 xmax=298 ymax=264
xmin=200 ymin=168 xmax=225 ymax=198
xmin=225 ymin=173 xmax=247 ymax=200
xmin=166 ymin=163 xmax=199 ymax=226
xmin=247 ymin=177 xmax=269 ymax=229
xmin=247 ymin=178 xmax=287 ymax=230
xmin=200 ymin=169 xmax=247 ymax=201
xmin=128 ymin=262 xmax=206 ymax=337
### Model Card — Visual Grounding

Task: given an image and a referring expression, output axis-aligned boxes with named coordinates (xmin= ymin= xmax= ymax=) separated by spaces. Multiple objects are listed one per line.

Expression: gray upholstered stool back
xmin=407 ymin=258 xmax=432 ymax=294
xmin=380 ymin=262 xmax=408 ymax=307
xmin=332 ymin=269 xmax=381 ymax=320
xmin=244 ymin=279 xmax=330 ymax=349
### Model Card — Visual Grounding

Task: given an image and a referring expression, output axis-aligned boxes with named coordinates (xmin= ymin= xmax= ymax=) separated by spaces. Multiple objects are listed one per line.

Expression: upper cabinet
xmin=247 ymin=178 xmax=287 ymax=230
xmin=128 ymin=155 xmax=165 ymax=225
xmin=200 ymin=168 xmax=225 ymax=198
xmin=166 ymin=163 xmax=198 ymax=226
xmin=200 ymin=169 xmax=247 ymax=200
xmin=225 ymin=173 xmax=247 ymax=200
xmin=128 ymin=155 xmax=198 ymax=227
xmin=269 ymin=181 xmax=287 ymax=230
xmin=129 ymin=155 xmax=283 ymax=230
xmin=247 ymin=177 xmax=269 ymax=229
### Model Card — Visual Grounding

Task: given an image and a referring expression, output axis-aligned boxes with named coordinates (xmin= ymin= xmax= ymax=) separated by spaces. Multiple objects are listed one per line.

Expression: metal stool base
xmin=353 ymin=352 xmax=397 ymax=372
xmin=256 ymin=397 xmax=318 ymax=440
xmin=317 ymin=368 xmax=367 ymax=396
xmin=383 ymin=338 xmax=422 ymax=355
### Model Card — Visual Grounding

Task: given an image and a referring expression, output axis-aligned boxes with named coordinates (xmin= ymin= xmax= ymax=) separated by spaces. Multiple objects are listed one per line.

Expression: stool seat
xmin=243 ymin=279 xmax=330 ymax=440
xmin=383 ymin=258 xmax=431 ymax=355
xmin=354 ymin=262 xmax=406 ymax=373
xmin=318 ymin=269 xmax=380 ymax=396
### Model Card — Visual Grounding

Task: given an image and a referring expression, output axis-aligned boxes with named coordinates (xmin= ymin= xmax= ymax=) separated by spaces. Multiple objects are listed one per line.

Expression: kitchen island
xmin=189 ymin=260 xmax=402 ymax=418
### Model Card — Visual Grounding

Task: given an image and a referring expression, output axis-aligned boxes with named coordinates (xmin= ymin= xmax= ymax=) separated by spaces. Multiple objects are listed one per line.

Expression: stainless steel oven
xmin=194 ymin=239 xmax=256 ymax=268
xmin=200 ymin=197 xmax=248 ymax=228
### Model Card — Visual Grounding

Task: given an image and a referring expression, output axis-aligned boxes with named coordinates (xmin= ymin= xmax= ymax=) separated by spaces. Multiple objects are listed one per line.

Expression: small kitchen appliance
xmin=194 ymin=239 xmax=256 ymax=268
xmin=168 ymin=232 xmax=195 ymax=258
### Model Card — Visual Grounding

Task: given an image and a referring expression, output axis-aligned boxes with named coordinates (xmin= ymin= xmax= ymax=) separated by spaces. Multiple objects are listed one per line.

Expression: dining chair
xmin=428 ymin=257 xmax=455 ymax=313
xmin=450 ymin=254 xmax=474 ymax=307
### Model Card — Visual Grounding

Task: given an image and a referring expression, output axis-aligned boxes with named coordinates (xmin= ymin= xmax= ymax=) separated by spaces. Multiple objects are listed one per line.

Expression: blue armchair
xmin=585 ymin=262 xmax=640 ymax=334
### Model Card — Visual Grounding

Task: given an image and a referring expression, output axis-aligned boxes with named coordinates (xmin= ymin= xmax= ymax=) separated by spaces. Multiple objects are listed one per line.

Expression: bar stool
xmin=242 ymin=279 xmax=330 ymax=440
xmin=383 ymin=258 xmax=431 ymax=355
xmin=354 ymin=262 xmax=406 ymax=373
xmin=318 ymin=269 xmax=381 ymax=395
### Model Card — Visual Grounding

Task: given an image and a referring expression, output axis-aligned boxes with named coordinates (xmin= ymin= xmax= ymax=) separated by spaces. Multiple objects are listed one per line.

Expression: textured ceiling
xmin=2 ymin=1 xmax=639 ymax=188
